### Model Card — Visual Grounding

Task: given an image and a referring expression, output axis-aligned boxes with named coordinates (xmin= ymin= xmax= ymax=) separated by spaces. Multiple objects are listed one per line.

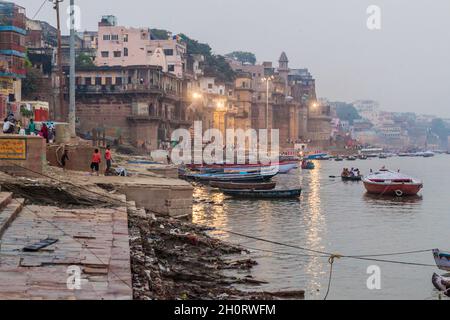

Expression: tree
xmin=225 ymin=51 xmax=257 ymax=65
xmin=431 ymin=118 xmax=448 ymax=141
xmin=76 ymin=52 xmax=95 ymax=68
xmin=334 ymin=102 xmax=362 ymax=125
xmin=150 ymin=29 xmax=171 ymax=40
xmin=179 ymin=33 xmax=236 ymax=83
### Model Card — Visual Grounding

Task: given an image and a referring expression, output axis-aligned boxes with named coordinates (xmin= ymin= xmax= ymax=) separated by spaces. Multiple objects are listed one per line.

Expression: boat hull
xmin=363 ymin=181 xmax=422 ymax=196
xmin=210 ymin=181 xmax=276 ymax=190
xmin=341 ymin=175 xmax=362 ymax=181
xmin=433 ymin=249 xmax=450 ymax=271
xmin=222 ymin=188 xmax=302 ymax=199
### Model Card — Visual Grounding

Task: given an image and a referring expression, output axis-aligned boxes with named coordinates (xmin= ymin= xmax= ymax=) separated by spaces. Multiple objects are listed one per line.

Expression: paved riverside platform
xmin=0 ymin=203 xmax=132 ymax=300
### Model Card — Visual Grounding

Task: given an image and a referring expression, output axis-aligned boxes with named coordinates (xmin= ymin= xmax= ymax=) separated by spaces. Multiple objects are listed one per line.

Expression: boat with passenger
xmin=362 ymin=168 xmax=423 ymax=196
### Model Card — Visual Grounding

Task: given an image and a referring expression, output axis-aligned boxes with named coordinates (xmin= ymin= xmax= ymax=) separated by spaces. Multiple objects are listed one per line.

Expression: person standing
xmin=105 ymin=145 xmax=113 ymax=175
xmin=28 ymin=119 xmax=36 ymax=135
xmin=90 ymin=149 xmax=101 ymax=176
xmin=61 ymin=149 xmax=69 ymax=171
xmin=40 ymin=123 xmax=49 ymax=143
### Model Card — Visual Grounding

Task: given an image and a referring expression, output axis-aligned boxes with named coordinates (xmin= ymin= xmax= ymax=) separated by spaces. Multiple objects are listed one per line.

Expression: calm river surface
xmin=191 ymin=155 xmax=450 ymax=300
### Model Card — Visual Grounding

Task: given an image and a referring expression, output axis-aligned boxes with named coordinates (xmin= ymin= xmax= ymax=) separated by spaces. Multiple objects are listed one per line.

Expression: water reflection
xmin=191 ymin=156 xmax=450 ymax=299
xmin=302 ymin=162 xmax=327 ymax=297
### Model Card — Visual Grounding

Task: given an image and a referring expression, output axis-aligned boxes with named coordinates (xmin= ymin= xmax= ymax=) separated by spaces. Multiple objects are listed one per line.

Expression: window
xmin=85 ymin=77 xmax=92 ymax=85
xmin=111 ymin=34 xmax=119 ymax=41
xmin=113 ymin=51 xmax=121 ymax=58
xmin=95 ymin=77 xmax=102 ymax=85
xmin=124 ymin=48 xmax=128 ymax=57
xmin=105 ymin=77 xmax=112 ymax=85
xmin=115 ymin=77 xmax=122 ymax=85
xmin=208 ymin=83 xmax=213 ymax=89
xmin=168 ymin=64 xmax=175 ymax=72
xmin=123 ymin=34 xmax=128 ymax=42
xmin=164 ymin=49 xmax=174 ymax=56
xmin=102 ymin=34 xmax=111 ymax=41
xmin=101 ymin=51 xmax=109 ymax=58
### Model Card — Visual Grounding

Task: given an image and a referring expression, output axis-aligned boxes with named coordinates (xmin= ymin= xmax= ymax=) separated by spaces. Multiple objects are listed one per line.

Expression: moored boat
xmin=210 ymin=181 xmax=276 ymax=190
xmin=346 ymin=156 xmax=357 ymax=161
xmin=433 ymin=249 xmax=450 ymax=271
xmin=362 ymin=169 xmax=423 ymax=196
xmin=222 ymin=188 xmax=302 ymax=199
xmin=334 ymin=156 xmax=344 ymax=161
xmin=432 ymin=273 xmax=450 ymax=296
xmin=341 ymin=175 xmax=362 ymax=181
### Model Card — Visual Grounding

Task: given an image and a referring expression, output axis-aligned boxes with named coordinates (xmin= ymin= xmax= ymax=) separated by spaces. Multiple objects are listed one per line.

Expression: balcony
xmin=75 ymin=84 xmax=164 ymax=95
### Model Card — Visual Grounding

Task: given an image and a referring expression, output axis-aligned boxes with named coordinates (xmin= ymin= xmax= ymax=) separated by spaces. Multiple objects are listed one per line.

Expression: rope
xmin=32 ymin=0 xmax=48 ymax=19
xmin=323 ymin=254 xmax=341 ymax=300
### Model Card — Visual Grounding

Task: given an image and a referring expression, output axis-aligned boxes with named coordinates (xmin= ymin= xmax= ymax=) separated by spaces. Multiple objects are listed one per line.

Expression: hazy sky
xmin=15 ymin=0 xmax=450 ymax=117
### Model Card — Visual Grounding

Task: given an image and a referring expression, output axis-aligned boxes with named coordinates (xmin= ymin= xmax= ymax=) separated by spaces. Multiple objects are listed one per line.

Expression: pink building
xmin=95 ymin=16 xmax=186 ymax=78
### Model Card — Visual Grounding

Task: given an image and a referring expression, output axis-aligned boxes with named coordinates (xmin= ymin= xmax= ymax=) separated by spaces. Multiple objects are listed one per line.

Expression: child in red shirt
xmin=90 ymin=149 xmax=101 ymax=176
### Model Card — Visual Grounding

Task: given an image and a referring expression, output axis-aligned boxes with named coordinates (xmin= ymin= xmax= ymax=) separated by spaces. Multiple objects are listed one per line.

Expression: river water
xmin=191 ymin=155 xmax=450 ymax=300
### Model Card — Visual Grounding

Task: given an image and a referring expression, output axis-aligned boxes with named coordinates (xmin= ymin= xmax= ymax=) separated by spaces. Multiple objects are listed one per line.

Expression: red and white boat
xmin=362 ymin=169 xmax=423 ymax=196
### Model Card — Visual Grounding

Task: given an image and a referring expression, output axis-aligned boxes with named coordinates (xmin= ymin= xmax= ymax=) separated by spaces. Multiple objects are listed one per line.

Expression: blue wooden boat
xmin=222 ymin=188 xmax=302 ymax=199
xmin=184 ymin=170 xmax=278 ymax=182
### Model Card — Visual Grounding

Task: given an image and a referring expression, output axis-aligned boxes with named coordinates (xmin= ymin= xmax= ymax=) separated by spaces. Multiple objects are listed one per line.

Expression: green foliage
xmin=225 ymin=51 xmax=257 ymax=65
xmin=20 ymin=105 xmax=33 ymax=118
xmin=76 ymin=52 xmax=95 ymax=68
xmin=334 ymin=102 xmax=362 ymax=125
xmin=22 ymin=65 xmax=40 ymax=99
xmin=179 ymin=33 xmax=235 ymax=83
xmin=431 ymin=118 xmax=448 ymax=140
xmin=150 ymin=29 xmax=171 ymax=40
xmin=179 ymin=33 xmax=212 ymax=56
xmin=204 ymin=55 xmax=236 ymax=83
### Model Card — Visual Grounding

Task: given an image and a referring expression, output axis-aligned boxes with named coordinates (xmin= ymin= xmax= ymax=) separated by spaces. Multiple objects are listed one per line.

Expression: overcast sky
xmin=15 ymin=0 xmax=450 ymax=117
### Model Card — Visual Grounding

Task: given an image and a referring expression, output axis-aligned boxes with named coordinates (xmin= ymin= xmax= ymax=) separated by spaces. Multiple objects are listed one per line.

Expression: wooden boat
xmin=341 ymin=175 xmax=362 ymax=181
xmin=210 ymin=181 xmax=276 ymax=190
xmin=432 ymin=273 xmax=450 ymax=296
xmin=433 ymin=249 xmax=450 ymax=271
xmin=185 ymin=169 xmax=278 ymax=183
xmin=362 ymin=169 xmax=423 ymax=196
xmin=346 ymin=156 xmax=357 ymax=161
xmin=334 ymin=157 xmax=344 ymax=162
xmin=186 ymin=161 xmax=298 ymax=174
xmin=222 ymin=188 xmax=302 ymax=199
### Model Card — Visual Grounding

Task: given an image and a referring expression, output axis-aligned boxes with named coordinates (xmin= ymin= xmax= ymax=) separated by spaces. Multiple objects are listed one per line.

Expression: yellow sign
xmin=0 ymin=139 xmax=27 ymax=160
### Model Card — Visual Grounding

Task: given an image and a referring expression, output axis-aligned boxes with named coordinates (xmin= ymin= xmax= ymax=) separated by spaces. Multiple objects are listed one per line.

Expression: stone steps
xmin=0 ymin=197 xmax=24 ymax=239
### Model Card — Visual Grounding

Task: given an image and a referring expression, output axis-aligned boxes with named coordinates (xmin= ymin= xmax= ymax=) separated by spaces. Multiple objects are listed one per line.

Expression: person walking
xmin=105 ymin=145 xmax=113 ymax=175
xmin=90 ymin=149 xmax=101 ymax=176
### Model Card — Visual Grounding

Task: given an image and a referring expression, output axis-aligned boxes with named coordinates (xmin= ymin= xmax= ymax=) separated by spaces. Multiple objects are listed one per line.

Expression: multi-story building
xmin=73 ymin=64 xmax=189 ymax=149
xmin=0 ymin=1 xmax=26 ymax=118
xmin=95 ymin=16 xmax=186 ymax=78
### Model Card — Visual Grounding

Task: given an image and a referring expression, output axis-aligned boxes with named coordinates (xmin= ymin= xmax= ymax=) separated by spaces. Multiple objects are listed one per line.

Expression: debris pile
xmin=129 ymin=211 xmax=305 ymax=300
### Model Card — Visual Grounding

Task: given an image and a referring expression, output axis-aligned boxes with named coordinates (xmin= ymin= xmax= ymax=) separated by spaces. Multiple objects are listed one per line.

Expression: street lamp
xmin=261 ymin=76 xmax=274 ymax=129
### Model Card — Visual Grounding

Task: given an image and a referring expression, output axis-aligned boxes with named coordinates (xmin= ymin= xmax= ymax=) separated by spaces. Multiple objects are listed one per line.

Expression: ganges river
xmin=191 ymin=155 xmax=450 ymax=300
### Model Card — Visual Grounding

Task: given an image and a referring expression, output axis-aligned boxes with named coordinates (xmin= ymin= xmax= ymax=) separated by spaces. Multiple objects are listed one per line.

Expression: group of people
xmin=342 ymin=167 xmax=361 ymax=177
xmin=2 ymin=114 xmax=54 ymax=143
xmin=59 ymin=145 xmax=114 ymax=176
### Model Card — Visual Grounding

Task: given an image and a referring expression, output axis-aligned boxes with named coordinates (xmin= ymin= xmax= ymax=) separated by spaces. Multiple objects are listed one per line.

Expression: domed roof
xmin=279 ymin=51 xmax=289 ymax=63
xmin=149 ymin=47 xmax=168 ymax=72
